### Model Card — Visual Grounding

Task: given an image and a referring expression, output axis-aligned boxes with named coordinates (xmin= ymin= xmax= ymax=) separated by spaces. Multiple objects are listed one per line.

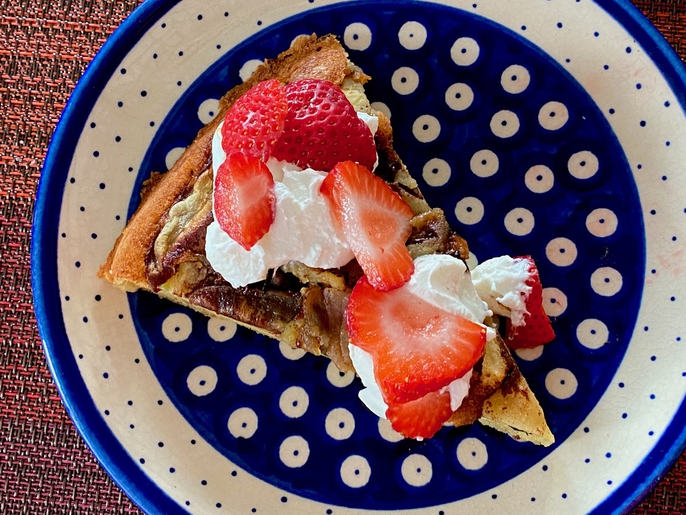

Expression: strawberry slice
xmin=272 ymin=79 xmax=377 ymax=172
xmin=221 ymin=79 xmax=288 ymax=161
xmin=505 ymin=256 xmax=556 ymax=349
xmin=321 ymin=161 xmax=414 ymax=291
xmin=386 ymin=389 xmax=454 ymax=440
xmin=347 ymin=276 xmax=487 ymax=405
xmin=213 ymin=152 xmax=276 ymax=251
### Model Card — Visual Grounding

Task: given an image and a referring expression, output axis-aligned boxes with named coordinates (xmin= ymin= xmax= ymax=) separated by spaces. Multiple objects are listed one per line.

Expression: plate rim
xmin=586 ymin=3 xmax=686 ymax=513
xmin=32 ymin=0 xmax=187 ymax=513
xmin=31 ymin=0 xmax=686 ymax=514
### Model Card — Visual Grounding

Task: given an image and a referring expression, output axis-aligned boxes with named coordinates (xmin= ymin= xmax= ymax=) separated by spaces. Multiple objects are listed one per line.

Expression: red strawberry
xmin=347 ymin=276 xmax=487 ymax=405
xmin=505 ymin=256 xmax=556 ymax=349
xmin=321 ymin=161 xmax=414 ymax=291
xmin=221 ymin=79 xmax=288 ymax=161
xmin=386 ymin=389 xmax=454 ymax=440
xmin=213 ymin=152 xmax=276 ymax=251
xmin=272 ymin=79 xmax=377 ymax=172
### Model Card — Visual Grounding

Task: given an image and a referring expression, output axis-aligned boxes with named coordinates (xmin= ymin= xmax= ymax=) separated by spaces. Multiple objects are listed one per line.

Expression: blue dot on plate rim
xmin=104 ymin=1 xmax=649 ymax=512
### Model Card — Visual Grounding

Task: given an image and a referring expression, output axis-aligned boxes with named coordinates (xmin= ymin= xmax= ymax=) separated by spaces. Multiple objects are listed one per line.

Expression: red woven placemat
xmin=1 ymin=0 xmax=684 ymax=513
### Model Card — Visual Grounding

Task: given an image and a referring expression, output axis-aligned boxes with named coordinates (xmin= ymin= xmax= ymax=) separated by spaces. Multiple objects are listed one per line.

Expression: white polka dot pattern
xmin=501 ymin=64 xmax=531 ymax=94
xmin=586 ymin=208 xmax=619 ymax=237
xmin=412 ymin=114 xmax=441 ymax=142
xmin=228 ymin=407 xmax=259 ymax=439
xmin=398 ymin=21 xmax=427 ymax=50
xmin=515 ymin=345 xmax=545 ymax=361
xmin=445 ymin=83 xmax=474 ymax=111
xmin=197 ymin=98 xmax=220 ymax=124
xmin=392 ymin=67 xmax=420 ymax=95
xmin=543 ymin=287 xmax=568 ymax=317
xmin=344 ymin=22 xmax=372 ymax=51
xmin=470 ymin=149 xmax=499 ymax=178
xmin=525 ymin=164 xmax=555 ymax=193
xmin=538 ymin=101 xmax=569 ymax=130
xmin=239 ymin=59 xmax=263 ymax=82
xmin=377 ymin=418 xmax=404 ymax=443
xmin=326 ymin=362 xmax=355 ymax=388
xmin=450 ymin=37 xmax=479 ymax=66
xmin=325 ymin=408 xmax=355 ymax=440
xmin=279 ymin=341 xmax=305 ymax=360
xmin=279 ymin=387 xmax=309 ymax=419
xmin=577 ymin=319 xmax=610 ymax=349
xmin=186 ymin=365 xmax=217 ymax=397
xmin=456 ymin=438 xmax=488 ymax=470
xmin=401 ymin=454 xmax=433 ymax=487
xmin=207 ymin=317 xmax=237 ymax=342
xmin=340 ymin=455 xmax=372 ymax=488
xmin=370 ymin=101 xmax=391 ymax=119
xmin=454 ymin=197 xmax=484 ymax=225
xmin=568 ymin=150 xmax=599 ymax=179
xmin=546 ymin=237 xmax=578 ymax=267
xmin=591 ymin=267 xmax=623 ymax=297
xmin=545 ymin=368 xmax=578 ymax=400
xmin=423 ymin=157 xmax=451 ymax=187
xmin=161 ymin=313 xmax=192 ymax=342
xmin=504 ymin=207 xmax=535 ymax=236
xmin=236 ymin=354 xmax=267 ymax=386
xmin=279 ymin=436 xmax=310 ymax=468
xmin=490 ymin=110 xmax=520 ymax=138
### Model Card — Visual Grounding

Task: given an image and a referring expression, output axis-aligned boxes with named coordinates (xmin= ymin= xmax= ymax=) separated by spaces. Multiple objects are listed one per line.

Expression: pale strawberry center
xmin=386 ymin=291 xmax=456 ymax=349
xmin=237 ymin=173 xmax=271 ymax=210
xmin=361 ymin=209 xmax=397 ymax=249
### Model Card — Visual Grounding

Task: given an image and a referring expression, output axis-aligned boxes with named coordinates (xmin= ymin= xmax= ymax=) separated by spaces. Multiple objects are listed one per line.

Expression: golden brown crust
xmin=479 ymin=369 xmax=555 ymax=447
xmin=449 ymin=332 xmax=554 ymax=447
xmin=98 ymin=118 xmax=216 ymax=287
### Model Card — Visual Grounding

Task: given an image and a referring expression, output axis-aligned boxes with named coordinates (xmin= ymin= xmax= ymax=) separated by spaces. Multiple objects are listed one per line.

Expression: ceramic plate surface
xmin=33 ymin=0 xmax=686 ymax=514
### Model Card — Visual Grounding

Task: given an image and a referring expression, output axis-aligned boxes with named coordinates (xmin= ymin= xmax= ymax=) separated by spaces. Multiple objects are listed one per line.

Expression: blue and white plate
xmin=33 ymin=0 xmax=686 ymax=513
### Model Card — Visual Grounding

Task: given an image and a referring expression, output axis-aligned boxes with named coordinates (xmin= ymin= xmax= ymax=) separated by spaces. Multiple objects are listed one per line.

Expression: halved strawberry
xmin=321 ymin=161 xmax=414 ymax=291
xmin=213 ymin=152 xmax=276 ymax=251
xmin=386 ymin=389 xmax=454 ymax=440
xmin=505 ymin=256 xmax=556 ymax=349
xmin=221 ymin=79 xmax=288 ymax=161
xmin=272 ymin=79 xmax=377 ymax=172
xmin=347 ymin=276 xmax=487 ymax=405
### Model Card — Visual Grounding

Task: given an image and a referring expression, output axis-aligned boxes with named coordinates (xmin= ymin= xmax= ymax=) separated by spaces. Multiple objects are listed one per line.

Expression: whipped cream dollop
xmin=206 ymin=114 xmax=378 ymax=288
xmin=406 ymin=254 xmax=495 ymax=341
xmin=471 ymin=255 xmax=532 ymax=327
xmin=349 ymin=254 xmax=495 ymax=421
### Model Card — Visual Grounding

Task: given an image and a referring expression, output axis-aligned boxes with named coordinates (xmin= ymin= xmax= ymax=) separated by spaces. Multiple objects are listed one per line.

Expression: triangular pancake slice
xmin=99 ymin=34 xmax=554 ymax=446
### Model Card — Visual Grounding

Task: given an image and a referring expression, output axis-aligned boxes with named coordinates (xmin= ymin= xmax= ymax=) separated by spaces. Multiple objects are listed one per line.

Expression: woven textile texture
xmin=1 ymin=0 xmax=685 ymax=513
